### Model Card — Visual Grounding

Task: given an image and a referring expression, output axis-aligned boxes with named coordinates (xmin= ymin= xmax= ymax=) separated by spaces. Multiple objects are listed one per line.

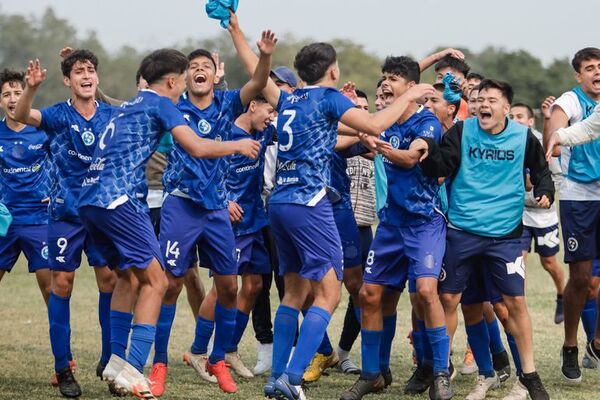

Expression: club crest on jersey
xmin=41 ymin=245 xmax=48 ymax=260
xmin=198 ymin=119 xmax=212 ymax=135
xmin=390 ymin=136 xmax=400 ymax=149
xmin=81 ymin=129 xmax=95 ymax=146
xmin=567 ymin=237 xmax=578 ymax=252
xmin=439 ymin=267 xmax=446 ymax=282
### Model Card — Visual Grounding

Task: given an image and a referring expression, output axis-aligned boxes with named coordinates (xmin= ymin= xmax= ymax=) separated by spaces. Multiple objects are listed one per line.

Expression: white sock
xmin=337 ymin=346 xmax=350 ymax=361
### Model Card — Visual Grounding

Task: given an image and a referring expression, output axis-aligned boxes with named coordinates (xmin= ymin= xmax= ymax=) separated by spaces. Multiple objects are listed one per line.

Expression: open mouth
xmin=593 ymin=78 xmax=600 ymax=87
xmin=479 ymin=111 xmax=492 ymax=121
xmin=7 ymin=105 xmax=15 ymax=113
xmin=81 ymin=82 xmax=93 ymax=89
xmin=194 ymin=73 xmax=207 ymax=84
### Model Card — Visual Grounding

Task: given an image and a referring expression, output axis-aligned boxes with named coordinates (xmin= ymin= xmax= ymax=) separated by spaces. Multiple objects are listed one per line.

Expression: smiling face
xmin=249 ymin=101 xmax=276 ymax=132
xmin=63 ymin=60 xmax=99 ymax=101
xmin=187 ymin=55 xmax=216 ymax=97
xmin=424 ymin=90 xmax=454 ymax=124
xmin=477 ymin=87 xmax=510 ymax=133
xmin=509 ymin=106 xmax=534 ymax=128
xmin=576 ymin=58 xmax=600 ymax=98
xmin=0 ymin=81 xmax=24 ymax=120
xmin=381 ymin=72 xmax=414 ymax=105
xmin=375 ymin=86 xmax=385 ymax=111
xmin=468 ymin=88 xmax=479 ymax=117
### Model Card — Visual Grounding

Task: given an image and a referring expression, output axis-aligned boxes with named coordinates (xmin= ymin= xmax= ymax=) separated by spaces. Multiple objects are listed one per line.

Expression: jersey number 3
xmin=278 ymin=110 xmax=296 ymax=152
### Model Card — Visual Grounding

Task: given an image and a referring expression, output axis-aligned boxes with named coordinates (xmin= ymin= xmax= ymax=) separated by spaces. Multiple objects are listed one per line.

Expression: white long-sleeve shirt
xmin=558 ymin=103 xmax=600 ymax=146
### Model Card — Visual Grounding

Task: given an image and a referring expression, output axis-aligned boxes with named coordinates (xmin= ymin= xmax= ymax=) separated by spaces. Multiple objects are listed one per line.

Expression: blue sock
xmin=361 ymin=329 xmax=382 ymax=380
xmin=427 ymin=326 xmax=450 ymax=374
xmin=272 ymin=305 xmax=299 ymax=379
xmin=380 ymin=314 xmax=397 ymax=373
xmin=67 ymin=327 xmax=73 ymax=362
xmin=466 ymin=319 xmax=494 ymax=378
xmin=506 ymin=331 xmax=522 ymax=376
xmin=127 ymin=324 xmax=156 ymax=373
xmin=418 ymin=320 xmax=433 ymax=365
xmin=286 ymin=306 xmax=331 ymax=385
xmin=225 ymin=310 xmax=250 ymax=353
xmin=191 ymin=316 xmax=214 ymax=355
xmin=487 ymin=319 xmax=505 ymax=355
xmin=110 ymin=310 xmax=133 ymax=359
xmin=317 ymin=332 xmax=333 ymax=356
xmin=582 ymin=299 xmax=598 ymax=343
xmin=48 ymin=292 xmax=71 ymax=372
xmin=209 ymin=303 xmax=237 ymax=364
xmin=412 ymin=328 xmax=425 ymax=366
xmin=98 ymin=292 xmax=112 ymax=364
xmin=153 ymin=304 xmax=177 ymax=365
xmin=354 ymin=306 xmax=361 ymax=324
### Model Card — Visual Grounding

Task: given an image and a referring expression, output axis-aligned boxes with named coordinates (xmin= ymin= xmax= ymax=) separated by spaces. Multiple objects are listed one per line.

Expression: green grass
xmin=0 ymin=254 xmax=597 ymax=399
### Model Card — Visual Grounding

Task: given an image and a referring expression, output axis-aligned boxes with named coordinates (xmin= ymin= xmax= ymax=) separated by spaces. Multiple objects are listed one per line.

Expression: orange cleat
xmin=50 ymin=359 xmax=76 ymax=387
xmin=149 ymin=363 xmax=168 ymax=397
xmin=206 ymin=359 xmax=237 ymax=393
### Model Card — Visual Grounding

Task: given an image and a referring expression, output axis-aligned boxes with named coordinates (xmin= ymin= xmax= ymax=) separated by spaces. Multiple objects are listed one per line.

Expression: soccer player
xmin=0 ymin=69 xmax=51 ymax=303
xmin=543 ymin=47 xmax=600 ymax=384
xmin=432 ymin=56 xmax=471 ymax=120
xmin=466 ymin=73 xmax=484 ymax=97
xmin=75 ymin=47 xmax=260 ymax=398
xmin=414 ymin=78 xmax=552 ymax=400
xmin=341 ymin=56 xmax=451 ymax=400
xmin=509 ymin=103 xmax=565 ymax=324
xmin=159 ymin=31 xmax=276 ymax=394
xmin=14 ymin=50 xmax=118 ymax=398
xmin=424 ymin=83 xmax=461 ymax=131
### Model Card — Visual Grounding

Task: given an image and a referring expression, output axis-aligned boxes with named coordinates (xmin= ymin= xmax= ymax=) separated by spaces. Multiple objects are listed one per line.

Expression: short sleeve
xmin=39 ymin=104 xmax=64 ymax=135
xmin=223 ymin=89 xmax=244 ymax=119
xmin=321 ymin=89 xmax=355 ymax=121
xmin=276 ymin=90 xmax=287 ymax=113
xmin=551 ymin=92 xmax=582 ymax=124
xmin=415 ymin=116 xmax=443 ymax=143
xmin=157 ymin=97 xmax=187 ymax=131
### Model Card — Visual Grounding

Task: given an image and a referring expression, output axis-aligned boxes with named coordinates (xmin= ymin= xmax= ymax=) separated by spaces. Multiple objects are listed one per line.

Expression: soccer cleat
xmin=560 ymin=346 xmax=582 ymax=384
xmin=96 ymin=360 xmax=108 ymax=379
xmin=102 ymin=354 xmax=129 ymax=397
xmin=303 ymin=351 xmax=339 ymax=382
xmin=340 ymin=374 xmax=385 ymax=400
xmin=254 ymin=342 xmax=273 ymax=375
xmin=519 ymin=372 xmax=549 ymax=400
xmin=206 ymin=359 xmax=237 ymax=393
xmin=492 ymin=350 xmax=511 ymax=382
xmin=382 ymin=368 xmax=393 ymax=388
xmin=182 ymin=351 xmax=217 ymax=383
xmin=404 ymin=364 xmax=433 ymax=394
xmin=338 ymin=358 xmax=361 ymax=374
xmin=225 ymin=351 xmax=254 ymax=378
xmin=554 ymin=297 xmax=564 ymax=324
xmin=461 ymin=346 xmax=478 ymax=375
xmin=149 ymin=362 xmax=168 ymax=397
xmin=584 ymin=341 xmax=600 ymax=369
xmin=448 ymin=360 xmax=457 ymax=381
xmin=273 ymin=373 xmax=307 ymax=400
xmin=56 ymin=366 xmax=82 ymax=398
xmin=114 ymin=361 xmax=156 ymax=399
xmin=428 ymin=372 xmax=453 ymax=400
xmin=502 ymin=379 xmax=528 ymax=400
xmin=465 ymin=373 xmax=500 ymax=400
xmin=264 ymin=376 xmax=278 ymax=398
xmin=51 ymin=359 xmax=76 ymax=387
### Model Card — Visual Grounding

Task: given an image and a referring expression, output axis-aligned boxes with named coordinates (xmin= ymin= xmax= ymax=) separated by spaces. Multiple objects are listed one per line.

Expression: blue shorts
xmin=160 ymin=195 xmax=236 ymax=277
xmin=79 ymin=201 xmax=162 ymax=271
xmin=363 ymin=214 xmax=446 ymax=293
xmin=521 ymin=224 xmax=560 ymax=257
xmin=460 ymin=261 xmax=503 ymax=305
xmin=358 ymin=226 xmax=374 ymax=266
xmin=560 ymin=200 xmax=600 ymax=263
xmin=0 ymin=224 xmax=48 ymax=273
xmin=333 ymin=206 xmax=362 ymax=268
xmin=48 ymin=220 xmax=107 ymax=271
xmin=594 ymin=259 xmax=600 ymax=277
xmin=440 ymin=228 xmax=525 ymax=297
xmin=235 ymin=232 xmax=271 ymax=275
xmin=269 ymin=197 xmax=343 ymax=282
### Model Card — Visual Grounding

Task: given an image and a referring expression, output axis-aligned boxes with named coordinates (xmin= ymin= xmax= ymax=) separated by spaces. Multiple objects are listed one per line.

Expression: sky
xmin=1 ymin=0 xmax=596 ymax=64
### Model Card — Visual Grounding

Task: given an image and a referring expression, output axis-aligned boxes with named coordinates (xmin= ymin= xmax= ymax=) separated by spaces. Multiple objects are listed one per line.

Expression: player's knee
xmin=344 ymin=275 xmax=362 ymax=298
xmin=440 ymin=292 xmax=460 ymax=313
xmin=493 ymin=303 xmax=509 ymax=327
xmin=96 ymin=270 xmax=117 ymax=292
xmin=359 ymin=285 xmax=380 ymax=308
xmin=570 ymin=273 xmax=591 ymax=291
xmin=415 ymin=284 xmax=438 ymax=305
xmin=218 ymin=282 xmax=238 ymax=303
xmin=52 ymin=273 xmax=74 ymax=297
xmin=243 ymin=277 xmax=263 ymax=300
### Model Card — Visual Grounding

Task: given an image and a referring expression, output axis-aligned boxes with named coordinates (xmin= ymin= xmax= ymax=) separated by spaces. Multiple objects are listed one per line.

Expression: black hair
xmin=0 ymin=69 xmax=25 ymax=94
xmin=135 ymin=68 xmax=142 ymax=85
xmin=355 ymin=89 xmax=368 ymax=101
xmin=571 ymin=47 xmax=600 ymax=72
xmin=252 ymin=94 xmax=268 ymax=104
xmin=467 ymin=72 xmax=484 ymax=81
xmin=478 ymin=79 xmax=514 ymax=103
xmin=294 ymin=42 xmax=337 ymax=85
xmin=434 ymin=55 xmax=470 ymax=77
xmin=187 ymin=49 xmax=217 ymax=70
xmin=432 ymin=83 xmax=460 ymax=118
xmin=511 ymin=102 xmax=534 ymax=119
xmin=376 ymin=78 xmax=384 ymax=88
xmin=381 ymin=56 xmax=420 ymax=84
xmin=139 ymin=49 xmax=189 ymax=85
xmin=433 ymin=83 xmax=445 ymax=92
xmin=60 ymin=49 xmax=99 ymax=77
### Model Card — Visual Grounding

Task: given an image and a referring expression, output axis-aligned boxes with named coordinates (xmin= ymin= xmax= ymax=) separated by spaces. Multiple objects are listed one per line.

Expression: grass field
xmin=0 ymin=254 xmax=598 ymax=400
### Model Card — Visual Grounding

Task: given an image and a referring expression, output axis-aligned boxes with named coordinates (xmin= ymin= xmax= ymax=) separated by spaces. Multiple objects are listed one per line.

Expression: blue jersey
xmin=331 ymin=153 xmax=352 ymax=209
xmin=269 ymin=86 xmax=354 ymax=206
xmin=164 ymin=90 xmax=244 ymax=210
xmin=0 ymin=119 xmax=51 ymax=225
xmin=226 ymin=124 xmax=275 ymax=236
xmin=40 ymin=100 xmax=114 ymax=221
xmin=379 ymin=107 xmax=443 ymax=227
xmin=79 ymin=90 xmax=186 ymax=212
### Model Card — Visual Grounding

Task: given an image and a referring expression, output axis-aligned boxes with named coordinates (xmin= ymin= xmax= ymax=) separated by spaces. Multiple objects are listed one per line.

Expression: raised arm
xmin=14 ymin=59 xmax=45 ymax=127
xmin=228 ymin=11 xmax=281 ymax=107
xmin=339 ymin=84 xmax=435 ymax=136
xmin=418 ymin=48 xmax=465 ymax=73
xmin=238 ymin=30 xmax=276 ymax=106
xmin=171 ymin=125 xmax=261 ymax=159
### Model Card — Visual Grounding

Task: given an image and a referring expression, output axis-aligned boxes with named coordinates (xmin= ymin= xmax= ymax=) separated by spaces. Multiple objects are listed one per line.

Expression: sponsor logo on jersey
xmin=28 ymin=143 xmax=44 ymax=151
xmin=468 ymin=147 xmax=515 ymax=161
